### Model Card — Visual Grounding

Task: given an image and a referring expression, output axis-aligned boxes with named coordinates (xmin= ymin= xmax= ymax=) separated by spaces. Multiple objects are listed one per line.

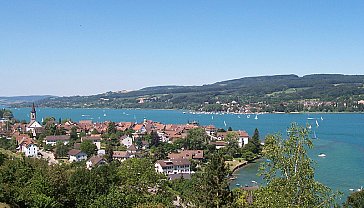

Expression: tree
xmin=105 ymin=144 xmax=113 ymax=163
xmin=224 ymin=132 xmax=240 ymax=158
xmin=149 ymin=131 xmax=160 ymax=147
xmin=194 ymin=152 xmax=232 ymax=207
xmin=251 ymin=128 xmax=261 ymax=154
xmin=344 ymin=190 xmax=364 ymax=208
xmin=55 ymin=142 xmax=69 ymax=158
xmin=253 ymin=123 xmax=339 ymax=208
xmin=80 ymin=140 xmax=97 ymax=157
xmin=107 ymin=122 xmax=117 ymax=134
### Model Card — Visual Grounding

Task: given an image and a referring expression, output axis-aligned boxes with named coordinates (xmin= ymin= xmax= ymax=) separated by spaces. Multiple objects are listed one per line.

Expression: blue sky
xmin=1 ymin=1 xmax=363 ymax=96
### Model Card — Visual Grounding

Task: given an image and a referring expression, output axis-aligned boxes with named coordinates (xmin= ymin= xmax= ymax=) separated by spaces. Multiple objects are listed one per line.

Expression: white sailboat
xmin=211 ymin=115 xmax=214 ymax=120
xmin=254 ymin=114 xmax=258 ymax=120
xmin=247 ymin=115 xmax=250 ymax=119
xmin=224 ymin=121 xmax=227 ymax=127
xmin=316 ymin=120 xmax=319 ymax=127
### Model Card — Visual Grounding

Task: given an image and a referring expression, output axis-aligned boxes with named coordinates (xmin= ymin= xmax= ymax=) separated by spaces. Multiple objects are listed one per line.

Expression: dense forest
xmin=12 ymin=74 xmax=364 ymax=112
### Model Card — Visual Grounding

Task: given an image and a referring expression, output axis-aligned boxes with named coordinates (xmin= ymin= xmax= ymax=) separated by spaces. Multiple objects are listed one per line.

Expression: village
xmin=2 ymin=104 xmax=256 ymax=181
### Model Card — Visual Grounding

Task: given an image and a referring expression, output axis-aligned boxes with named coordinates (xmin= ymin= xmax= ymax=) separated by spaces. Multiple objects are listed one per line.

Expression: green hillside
xmin=19 ymin=74 xmax=364 ymax=112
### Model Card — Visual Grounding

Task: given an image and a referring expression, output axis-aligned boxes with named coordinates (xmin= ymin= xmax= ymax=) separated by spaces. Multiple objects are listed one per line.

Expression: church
xmin=26 ymin=103 xmax=43 ymax=137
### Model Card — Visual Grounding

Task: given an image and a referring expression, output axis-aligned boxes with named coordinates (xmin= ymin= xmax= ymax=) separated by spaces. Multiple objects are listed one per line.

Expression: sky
xmin=1 ymin=1 xmax=364 ymax=96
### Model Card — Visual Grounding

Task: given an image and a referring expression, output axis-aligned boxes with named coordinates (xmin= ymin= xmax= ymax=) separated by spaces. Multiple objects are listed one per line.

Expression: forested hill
xmin=20 ymin=74 xmax=364 ymax=112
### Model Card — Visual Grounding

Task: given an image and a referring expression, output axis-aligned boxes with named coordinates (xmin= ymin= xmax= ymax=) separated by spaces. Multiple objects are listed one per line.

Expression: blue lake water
xmin=8 ymin=107 xmax=364 ymax=200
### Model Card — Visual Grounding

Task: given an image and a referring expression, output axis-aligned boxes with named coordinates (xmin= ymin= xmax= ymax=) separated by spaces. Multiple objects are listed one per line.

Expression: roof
xmin=68 ymin=149 xmax=84 ymax=156
xmin=113 ymin=151 xmax=129 ymax=158
xmin=168 ymin=150 xmax=204 ymax=160
xmin=237 ymin=130 xmax=249 ymax=137
xmin=45 ymin=135 xmax=70 ymax=141
xmin=87 ymin=155 xmax=106 ymax=166
xmin=81 ymin=136 xmax=101 ymax=142
xmin=127 ymin=144 xmax=137 ymax=151
xmin=156 ymin=159 xmax=191 ymax=168
xmin=210 ymin=141 xmax=227 ymax=146
xmin=19 ymin=137 xmax=36 ymax=148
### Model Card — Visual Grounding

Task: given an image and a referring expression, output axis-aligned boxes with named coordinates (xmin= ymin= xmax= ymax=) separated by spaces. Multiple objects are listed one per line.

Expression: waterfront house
xmin=44 ymin=135 xmax=70 ymax=146
xmin=168 ymin=150 xmax=204 ymax=160
xmin=210 ymin=141 xmax=227 ymax=149
xmin=68 ymin=149 xmax=87 ymax=162
xmin=155 ymin=159 xmax=191 ymax=175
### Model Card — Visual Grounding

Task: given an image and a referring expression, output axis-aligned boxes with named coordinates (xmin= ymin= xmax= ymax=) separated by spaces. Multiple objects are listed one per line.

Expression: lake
xmin=8 ymin=107 xmax=364 ymax=200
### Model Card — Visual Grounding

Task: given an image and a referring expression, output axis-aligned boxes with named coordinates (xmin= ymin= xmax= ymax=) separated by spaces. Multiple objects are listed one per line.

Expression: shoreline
xmin=4 ymin=106 xmax=364 ymax=114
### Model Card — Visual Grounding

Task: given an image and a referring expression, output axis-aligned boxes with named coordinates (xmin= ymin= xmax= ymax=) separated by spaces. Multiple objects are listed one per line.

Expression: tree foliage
xmin=80 ymin=140 xmax=97 ymax=157
xmin=253 ymin=123 xmax=339 ymax=208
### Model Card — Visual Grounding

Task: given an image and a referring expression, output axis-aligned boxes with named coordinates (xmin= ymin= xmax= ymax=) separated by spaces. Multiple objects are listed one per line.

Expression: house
xmin=120 ymin=135 xmax=133 ymax=148
xmin=204 ymin=125 xmax=216 ymax=136
xmin=68 ymin=149 xmax=87 ymax=162
xmin=112 ymin=151 xmax=131 ymax=161
xmin=44 ymin=135 xmax=70 ymax=146
xmin=127 ymin=144 xmax=137 ymax=154
xmin=155 ymin=159 xmax=191 ymax=175
xmin=86 ymin=155 xmax=107 ymax=169
xmin=210 ymin=141 xmax=227 ymax=149
xmin=81 ymin=136 xmax=101 ymax=150
xmin=236 ymin=130 xmax=250 ymax=147
xmin=18 ymin=137 xmax=38 ymax=157
xmin=168 ymin=150 xmax=204 ymax=160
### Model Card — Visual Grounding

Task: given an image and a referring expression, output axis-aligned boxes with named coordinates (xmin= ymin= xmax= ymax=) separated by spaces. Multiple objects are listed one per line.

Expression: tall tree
xmin=253 ymin=123 xmax=339 ymax=208
xmin=251 ymin=128 xmax=261 ymax=154
xmin=195 ymin=152 xmax=232 ymax=207
xmin=107 ymin=122 xmax=117 ymax=134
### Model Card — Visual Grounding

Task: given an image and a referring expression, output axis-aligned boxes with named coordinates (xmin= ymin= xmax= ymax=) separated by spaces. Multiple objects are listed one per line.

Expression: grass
xmin=225 ymin=158 xmax=247 ymax=172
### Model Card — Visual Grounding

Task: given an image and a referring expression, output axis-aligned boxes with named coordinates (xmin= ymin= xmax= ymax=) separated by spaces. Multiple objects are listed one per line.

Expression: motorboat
xmin=318 ymin=153 xmax=326 ymax=157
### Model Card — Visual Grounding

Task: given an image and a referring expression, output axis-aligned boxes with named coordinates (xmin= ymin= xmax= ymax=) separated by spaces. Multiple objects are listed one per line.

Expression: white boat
xmin=103 ymin=114 xmax=107 ymax=117
xmin=211 ymin=115 xmax=214 ymax=120
xmin=316 ymin=120 xmax=319 ymax=127
xmin=312 ymin=131 xmax=317 ymax=139
xmin=224 ymin=121 xmax=227 ymax=127
xmin=318 ymin=153 xmax=326 ymax=157
xmin=247 ymin=115 xmax=250 ymax=118
xmin=254 ymin=114 xmax=258 ymax=120
xmin=320 ymin=116 xmax=324 ymax=121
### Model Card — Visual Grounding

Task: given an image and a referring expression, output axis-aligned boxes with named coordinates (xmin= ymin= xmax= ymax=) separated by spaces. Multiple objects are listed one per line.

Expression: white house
xmin=18 ymin=138 xmax=38 ymax=157
xmin=44 ymin=135 xmax=70 ymax=146
xmin=81 ymin=136 xmax=101 ymax=150
xmin=155 ymin=159 xmax=191 ymax=175
xmin=236 ymin=131 xmax=250 ymax=147
xmin=68 ymin=149 xmax=87 ymax=162
xmin=119 ymin=135 xmax=133 ymax=148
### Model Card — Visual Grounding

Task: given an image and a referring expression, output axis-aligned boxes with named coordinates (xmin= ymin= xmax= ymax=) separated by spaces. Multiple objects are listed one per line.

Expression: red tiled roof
xmin=45 ymin=135 xmax=70 ymax=141
xmin=68 ymin=149 xmax=82 ymax=156
xmin=113 ymin=151 xmax=129 ymax=158
xmin=156 ymin=159 xmax=191 ymax=168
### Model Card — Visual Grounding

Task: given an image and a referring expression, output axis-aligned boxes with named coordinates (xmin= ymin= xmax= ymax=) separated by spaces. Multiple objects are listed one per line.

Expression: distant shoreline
xmin=3 ymin=105 xmax=364 ymax=114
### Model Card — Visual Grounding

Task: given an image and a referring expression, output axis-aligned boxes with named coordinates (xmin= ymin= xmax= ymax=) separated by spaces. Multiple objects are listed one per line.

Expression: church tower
xmin=30 ymin=103 xmax=36 ymax=121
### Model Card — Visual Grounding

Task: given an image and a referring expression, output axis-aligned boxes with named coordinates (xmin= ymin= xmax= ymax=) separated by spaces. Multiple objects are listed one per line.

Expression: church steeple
xmin=30 ymin=103 xmax=36 ymax=121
